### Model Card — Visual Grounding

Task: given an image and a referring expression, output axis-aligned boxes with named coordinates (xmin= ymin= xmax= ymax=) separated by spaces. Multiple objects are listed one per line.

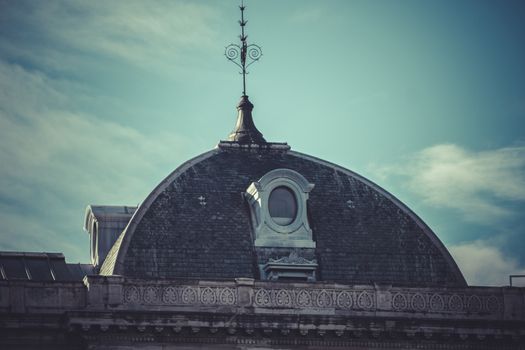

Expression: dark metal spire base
xmin=228 ymin=95 xmax=266 ymax=144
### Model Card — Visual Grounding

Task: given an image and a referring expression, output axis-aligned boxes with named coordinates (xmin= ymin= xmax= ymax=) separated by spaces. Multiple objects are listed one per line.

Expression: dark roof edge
xmin=288 ymin=150 xmax=468 ymax=287
xmin=100 ymin=149 xmax=220 ymax=276
xmin=0 ymin=251 xmax=65 ymax=259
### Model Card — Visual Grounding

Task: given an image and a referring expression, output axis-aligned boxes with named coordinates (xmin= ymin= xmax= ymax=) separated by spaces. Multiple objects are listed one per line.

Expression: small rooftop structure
xmin=84 ymin=205 xmax=137 ymax=269
xmin=227 ymin=95 xmax=266 ymax=144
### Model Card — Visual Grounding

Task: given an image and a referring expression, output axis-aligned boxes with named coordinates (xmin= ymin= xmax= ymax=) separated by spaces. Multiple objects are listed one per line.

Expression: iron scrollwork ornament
xmin=225 ymin=43 xmax=262 ymax=69
xmin=224 ymin=1 xmax=262 ymax=96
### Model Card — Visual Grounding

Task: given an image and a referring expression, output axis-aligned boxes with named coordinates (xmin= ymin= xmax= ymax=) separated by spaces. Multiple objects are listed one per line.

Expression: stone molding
xmin=253 ymin=287 xmax=376 ymax=310
xmin=217 ymin=141 xmax=291 ymax=151
xmin=115 ymin=279 xmax=506 ymax=319
xmin=269 ymin=253 xmax=317 ymax=265
xmin=123 ymin=285 xmax=237 ymax=306
xmin=0 ymin=277 xmax=511 ymax=321
xmin=76 ymin=331 xmax=525 ymax=350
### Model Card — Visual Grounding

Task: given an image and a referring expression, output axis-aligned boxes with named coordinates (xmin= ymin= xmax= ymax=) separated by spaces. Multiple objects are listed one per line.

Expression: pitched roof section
xmin=100 ymin=148 xmax=466 ymax=287
xmin=0 ymin=251 xmax=94 ymax=281
xmin=99 ymin=150 xmax=219 ymax=276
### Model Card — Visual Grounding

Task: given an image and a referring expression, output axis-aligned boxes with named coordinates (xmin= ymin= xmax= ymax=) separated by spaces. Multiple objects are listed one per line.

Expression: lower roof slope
xmin=101 ymin=147 xmax=466 ymax=287
xmin=0 ymin=252 xmax=93 ymax=281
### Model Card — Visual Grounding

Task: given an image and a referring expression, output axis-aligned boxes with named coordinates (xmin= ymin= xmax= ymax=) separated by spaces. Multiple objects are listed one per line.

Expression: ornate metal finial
xmin=225 ymin=0 xmax=262 ymax=96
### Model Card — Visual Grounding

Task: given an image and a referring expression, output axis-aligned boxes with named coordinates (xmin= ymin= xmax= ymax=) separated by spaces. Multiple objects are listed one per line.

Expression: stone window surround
xmin=245 ymin=168 xmax=315 ymax=248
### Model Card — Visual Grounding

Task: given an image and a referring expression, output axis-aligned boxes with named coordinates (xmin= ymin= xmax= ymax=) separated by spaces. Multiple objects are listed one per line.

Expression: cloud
xmin=450 ymin=240 xmax=525 ymax=286
xmin=0 ymin=208 xmax=86 ymax=262
xmin=0 ymin=1 xmax=222 ymax=262
xmin=372 ymin=144 xmax=525 ymax=224
xmin=0 ymin=59 xmax=190 ymax=262
xmin=0 ymin=0 xmax=220 ymax=73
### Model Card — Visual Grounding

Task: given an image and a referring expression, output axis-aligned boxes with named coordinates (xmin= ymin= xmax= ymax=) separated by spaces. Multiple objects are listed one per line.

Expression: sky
xmin=0 ymin=0 xmax=524 ymax=286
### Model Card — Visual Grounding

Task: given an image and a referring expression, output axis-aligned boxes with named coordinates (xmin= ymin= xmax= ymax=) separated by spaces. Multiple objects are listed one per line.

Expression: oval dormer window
xmin=269 ymin=186 xmax=297 ymax=226
xmin=246 ymin=168 xmax=315 ymax=247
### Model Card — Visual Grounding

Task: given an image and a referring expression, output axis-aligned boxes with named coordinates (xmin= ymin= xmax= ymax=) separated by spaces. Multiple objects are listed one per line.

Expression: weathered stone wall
xmin=0 ymin=280 xmax=86 ymax=313
xmin=78 ymin=276 xmax=525 ymax=349
xmin=0 ymin=280 xmax=86 ymax=349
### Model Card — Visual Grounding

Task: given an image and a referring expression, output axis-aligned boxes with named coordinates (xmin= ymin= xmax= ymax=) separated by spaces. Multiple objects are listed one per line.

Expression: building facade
xmin=1 ymin=3 xmax=525 ymax=348
xmin=1 ymin=94 xmax=525 ymax=350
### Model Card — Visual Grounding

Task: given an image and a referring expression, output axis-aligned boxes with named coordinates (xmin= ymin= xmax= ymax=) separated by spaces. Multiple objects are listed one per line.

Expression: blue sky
xmin=0 ymin=0 xmax=524 ymax=286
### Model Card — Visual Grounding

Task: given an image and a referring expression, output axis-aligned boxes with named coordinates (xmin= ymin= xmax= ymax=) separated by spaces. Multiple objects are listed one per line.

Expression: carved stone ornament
xmin=119 ymin=282 xmax=502 ymax=316
xmin=263 ymin=251 xmax=318 ymax=281
xmin=268 ymin=250 xmax=317 ymax=265
xmin=245 ymin=168 xmax=315 ymax=248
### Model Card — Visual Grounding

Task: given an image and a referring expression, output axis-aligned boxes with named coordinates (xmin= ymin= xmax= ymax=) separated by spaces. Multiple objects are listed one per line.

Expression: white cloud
xmin=450 ymin=240 xmax=525 ymax=286
xmin=0 ymin=0 xmax=220 ymax=72
xmin=0 ymin=1 xmax=224 ymax=262
xmin=0 ymin=59 xmax=191 ymax=262
xmin=372 ymin=144 xmax=525 ymax=224
xmin=0 ymin=208 xmax=87 ymax=263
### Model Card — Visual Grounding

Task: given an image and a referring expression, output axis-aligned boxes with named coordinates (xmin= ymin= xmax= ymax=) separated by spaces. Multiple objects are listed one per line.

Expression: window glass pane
xmin=269 ymin=186 xmax=297 ymax=225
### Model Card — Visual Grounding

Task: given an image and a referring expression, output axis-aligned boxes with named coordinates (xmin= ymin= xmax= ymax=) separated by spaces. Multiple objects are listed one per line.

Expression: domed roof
xmin=100 ymin=145 xmax=466 ymax=287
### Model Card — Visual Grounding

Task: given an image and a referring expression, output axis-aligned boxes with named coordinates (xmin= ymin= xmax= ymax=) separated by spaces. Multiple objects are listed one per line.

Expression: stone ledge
xmin=217 ymin=140 xmax=290 ymax=151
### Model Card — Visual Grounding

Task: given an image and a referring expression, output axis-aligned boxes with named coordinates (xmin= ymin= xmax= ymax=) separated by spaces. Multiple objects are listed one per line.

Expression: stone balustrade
xmin=79 ymin=276 xmax=525 ymax=322
xmin=2 ymin=276 xmax=524 ymax=322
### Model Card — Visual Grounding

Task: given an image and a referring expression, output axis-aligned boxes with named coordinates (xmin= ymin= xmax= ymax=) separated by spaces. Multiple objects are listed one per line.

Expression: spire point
xmin=225 ymin=0 xmax=262 ymax=96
